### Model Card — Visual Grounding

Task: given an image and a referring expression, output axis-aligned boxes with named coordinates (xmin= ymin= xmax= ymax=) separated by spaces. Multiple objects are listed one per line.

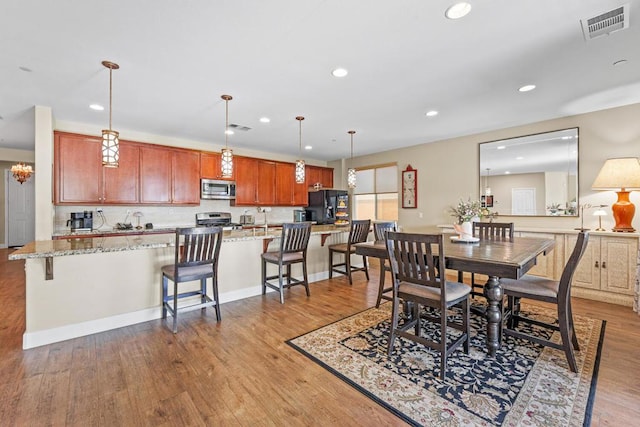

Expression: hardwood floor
xmin=1 ymin=250 xmax=638 ymax=426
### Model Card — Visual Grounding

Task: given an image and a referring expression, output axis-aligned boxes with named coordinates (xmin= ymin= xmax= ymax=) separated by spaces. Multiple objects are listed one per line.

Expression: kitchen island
xmin=10 ymin=224 xmax=351 ymax=349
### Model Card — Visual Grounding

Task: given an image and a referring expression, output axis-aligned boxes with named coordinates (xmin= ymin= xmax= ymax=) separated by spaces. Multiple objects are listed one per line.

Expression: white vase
xmin=459 ymin=221 xmax=473 ymax=239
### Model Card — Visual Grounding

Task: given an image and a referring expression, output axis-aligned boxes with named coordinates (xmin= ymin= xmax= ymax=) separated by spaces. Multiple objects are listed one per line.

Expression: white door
xmin=6 ymin=170 xmax=35 ymax=247
xmin=512 ymin=188 xmax=536 ymax=215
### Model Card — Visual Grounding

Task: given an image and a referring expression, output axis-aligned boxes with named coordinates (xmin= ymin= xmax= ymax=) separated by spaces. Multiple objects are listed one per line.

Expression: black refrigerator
xmin=305 ymin=190 xmax=349 ymax=225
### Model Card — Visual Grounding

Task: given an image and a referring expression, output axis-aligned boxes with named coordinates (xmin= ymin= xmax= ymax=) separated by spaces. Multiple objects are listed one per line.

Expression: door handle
xmin=595 ymin=261 xmax=599 ymax=268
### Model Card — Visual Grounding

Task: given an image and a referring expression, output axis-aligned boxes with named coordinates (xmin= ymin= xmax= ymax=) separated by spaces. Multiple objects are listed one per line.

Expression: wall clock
xmin=402 ymin=165 xmax=417 ymax=208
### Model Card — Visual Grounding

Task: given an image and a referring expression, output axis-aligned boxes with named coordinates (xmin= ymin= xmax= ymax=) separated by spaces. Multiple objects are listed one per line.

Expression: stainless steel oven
xmin=201 ymin=179 xmax=236 ymax=200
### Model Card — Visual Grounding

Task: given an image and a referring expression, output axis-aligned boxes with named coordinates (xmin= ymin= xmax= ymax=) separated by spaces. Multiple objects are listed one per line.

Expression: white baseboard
xmin=23 ymin=272 xmax=334 ymax=349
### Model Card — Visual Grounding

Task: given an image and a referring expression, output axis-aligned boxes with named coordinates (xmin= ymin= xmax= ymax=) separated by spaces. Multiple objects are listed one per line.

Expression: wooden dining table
xmin=354 ymin=230 xmax=555 ymax=357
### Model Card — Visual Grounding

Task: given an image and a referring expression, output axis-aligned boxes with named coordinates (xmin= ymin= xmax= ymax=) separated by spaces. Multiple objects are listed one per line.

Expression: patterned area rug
xmin=287 ymin=303 xmax=605 ymax=426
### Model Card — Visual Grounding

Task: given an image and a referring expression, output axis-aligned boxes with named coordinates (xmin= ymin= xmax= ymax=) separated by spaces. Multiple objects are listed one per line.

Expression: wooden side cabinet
xmin=569 ymin=234 xmax=638 ymax=306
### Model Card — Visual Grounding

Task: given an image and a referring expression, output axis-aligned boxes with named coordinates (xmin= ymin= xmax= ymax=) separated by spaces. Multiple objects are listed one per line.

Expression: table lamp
xmin=592 ymin=157 xmax=640 ymax=232
xmin=592 ymin=209 xmax=607 ymax=231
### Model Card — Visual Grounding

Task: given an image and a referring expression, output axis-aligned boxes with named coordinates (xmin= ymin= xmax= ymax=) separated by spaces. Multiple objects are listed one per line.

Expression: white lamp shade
xmin=592 ymin=157 xmax=640 ymax=190
xmin=102 ymin=129 xmax=120 ymax=167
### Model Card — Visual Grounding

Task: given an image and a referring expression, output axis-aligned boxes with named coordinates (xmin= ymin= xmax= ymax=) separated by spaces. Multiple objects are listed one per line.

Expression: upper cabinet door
xmin=172 ymin=150 xmax=200 ymax=204
xmin=256 ymin=160 xmax=276 ymax=205
xmin=103 ymin=141 xmax=140 ymax=204
xmin=54 ymin=132 xmax=103 ymax=204
xmin=275 ymin=162 xmax=294 ymax=205
xmin=201 ymin=152 xmax=235 ymax=180
xmin=139 ymin=145 xmax=172 ymax=204
xmin=233 ymin=157 xmax=258 ymax=205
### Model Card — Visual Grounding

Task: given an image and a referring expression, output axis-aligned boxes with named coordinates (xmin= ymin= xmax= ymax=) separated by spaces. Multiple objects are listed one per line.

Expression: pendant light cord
xmin=108 ymin=67 xmax=113 ymax=131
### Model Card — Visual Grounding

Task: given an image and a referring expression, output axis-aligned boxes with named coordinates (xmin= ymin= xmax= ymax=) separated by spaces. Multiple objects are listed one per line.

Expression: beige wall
xmin=330 ymin=102 xmax=640 ymax=232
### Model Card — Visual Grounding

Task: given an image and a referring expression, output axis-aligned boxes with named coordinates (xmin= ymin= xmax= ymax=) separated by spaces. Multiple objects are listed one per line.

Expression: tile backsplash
xmin=54 ymin=200 xmax=303 ymax=232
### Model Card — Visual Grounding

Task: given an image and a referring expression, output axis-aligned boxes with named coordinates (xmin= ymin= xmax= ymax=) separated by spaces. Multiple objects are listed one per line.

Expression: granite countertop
xmin=10 ymin=224 xmax=349 ymax=260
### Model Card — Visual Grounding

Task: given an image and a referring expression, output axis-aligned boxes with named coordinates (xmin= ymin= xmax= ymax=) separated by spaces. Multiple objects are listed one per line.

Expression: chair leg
xmin=387 ymin=297 xmax=401 ymax=356
xmin=362 ymin=255 xmax=369 ymax=281
xmin=440 ymin=304 xmax=448 ymax=380
xmin=200 ymin=278 xmax=207 ymax=311
xmin=328 ymin=249 xmax=334 ymax=279
xmin=302 ymin=259 xmax=310 ymax=297
xmin=286 ymin=264 xmax=292 ymax=286
xmin=172 ymin=281 xmax=178 ymax=334
xmin=261 ymin=259 xmax=267 ymax=295
xmin=346 ymin=252 xmax=353 ymax=285
xmin=212 ymin=275 xmax=221 ymax=321
xmin=161 ymin=275 xmax=168 ymax=319
xmin=375 ymin=262 xmax=385 ymax=308
xmin=567 ymin=300 xmax=580 ymax=351
xmin=558 ymin=309 xmax=578 ymax=373
xmin=278 ymin=264 xmax=285 ymax=304
xmin=462 ymin=299 xmax=470 ymax=354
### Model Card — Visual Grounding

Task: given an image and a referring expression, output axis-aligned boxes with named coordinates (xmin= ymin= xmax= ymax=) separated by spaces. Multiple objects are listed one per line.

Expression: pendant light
xmin=101 ymin=60 xmax=120 ymax=168
xmin=484 ymin=168 xmax=492 ymax=196
xmin=347 ymin=130 xmax=356 ymax=189
xmin=221 ymin=94 xmax=234 ymax=178
xmin=295 ymin=116 xmax=305 ymax=184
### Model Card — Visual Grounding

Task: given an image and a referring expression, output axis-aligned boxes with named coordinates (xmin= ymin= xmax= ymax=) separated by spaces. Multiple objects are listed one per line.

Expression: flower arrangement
xmin=450 ymin=197 xmax=494 ymax=224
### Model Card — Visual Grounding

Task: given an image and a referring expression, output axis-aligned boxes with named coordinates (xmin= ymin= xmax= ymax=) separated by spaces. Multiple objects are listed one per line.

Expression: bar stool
xmin=161 ymin=226 xmax=224 ymax=333
xmin=373 ymin=221 xmax=396 ymax=307
xmin=328 ymin=219 xmax=371 ymax=285
xmin=261 ymin=222 xmax=312 ymax=304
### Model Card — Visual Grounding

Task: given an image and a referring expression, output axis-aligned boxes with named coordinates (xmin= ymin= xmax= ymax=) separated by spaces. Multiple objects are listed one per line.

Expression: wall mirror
xmin=479 ymin=128 xmax=578 ymax=216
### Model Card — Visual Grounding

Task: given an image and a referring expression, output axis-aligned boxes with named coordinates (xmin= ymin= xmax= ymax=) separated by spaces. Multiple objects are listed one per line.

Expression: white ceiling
xmin=1 ymin=0 xmax=639 ymax=162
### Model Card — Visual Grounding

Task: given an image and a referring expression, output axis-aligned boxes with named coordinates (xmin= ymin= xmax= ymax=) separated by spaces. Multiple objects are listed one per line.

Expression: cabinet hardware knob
xmin=602 ymin=261 xmax=606 ymax=269
xmin=595 ymin=261 xmax=599 ymax=268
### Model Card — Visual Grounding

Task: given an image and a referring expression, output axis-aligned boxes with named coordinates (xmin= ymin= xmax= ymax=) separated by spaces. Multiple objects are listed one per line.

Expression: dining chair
xmin=385 ymin=231 xmax=471 ymax=380
xmin=500 ymin=231 xmax=589 ymax=372
xmin=261 ymin=222 xmax=312 ymax=304
xmin=328 ymin=219 xmax=371 ymax=285
xmin=373 ymin=221 xmax=396 ymax=307
xmin=161 ymin=226 xmax=224 ymax=333
xmin=457 ymin=221 xmax=514 ymax=299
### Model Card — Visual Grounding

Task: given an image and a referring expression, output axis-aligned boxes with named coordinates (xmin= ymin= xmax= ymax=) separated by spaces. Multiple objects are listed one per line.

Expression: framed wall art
xmin=402 ymin=165 xmax=417 ymax=208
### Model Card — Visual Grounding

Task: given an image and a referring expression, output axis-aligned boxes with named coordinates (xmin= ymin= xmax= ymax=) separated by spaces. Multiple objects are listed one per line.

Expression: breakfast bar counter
xmin=11 ymin=224 xmax=350 ymax=349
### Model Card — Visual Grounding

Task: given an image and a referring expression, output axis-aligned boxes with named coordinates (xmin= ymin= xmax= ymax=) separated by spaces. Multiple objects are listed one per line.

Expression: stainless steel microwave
xmin=201 ymin=179 xmax=236 ymax=200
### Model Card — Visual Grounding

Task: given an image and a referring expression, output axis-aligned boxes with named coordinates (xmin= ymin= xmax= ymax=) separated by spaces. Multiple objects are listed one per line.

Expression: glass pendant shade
xmin=347 ymin=167 xmax=356 ymax=189
xmin=295 ymin=159 xmax=306 ymax=184
xmin=221 ymin=94 xmax=234 ymax=178
xmin=11 ymin=162 xmax=34 ymax=184
xmin=101 ymin=61 xmax=120 ymax=168
xmin=102 ymin=129 xmax=120 ymax=167
xmin=221 ymin=147 xmax=233 ymax=178
xmin=295 ymin=116 xmax=305 ymax=184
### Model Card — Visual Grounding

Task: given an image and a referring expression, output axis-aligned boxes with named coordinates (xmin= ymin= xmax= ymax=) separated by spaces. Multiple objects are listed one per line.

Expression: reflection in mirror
xmin=479 ymin=128 xmax=578 ymax=216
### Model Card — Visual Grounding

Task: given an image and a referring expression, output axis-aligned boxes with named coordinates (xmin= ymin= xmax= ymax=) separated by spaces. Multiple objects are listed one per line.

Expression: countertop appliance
xmin=67 ymin=211 xmax=93 ymax=231
xmin=195 ymin=212 xmax=242 ymax=230
xmin=305 ymin=189 xmax=349 ymax=225
xmin=201 ymin=179 xmax=236 ymax=200
xmin=293 ymin=210 xmax=310 ymax=222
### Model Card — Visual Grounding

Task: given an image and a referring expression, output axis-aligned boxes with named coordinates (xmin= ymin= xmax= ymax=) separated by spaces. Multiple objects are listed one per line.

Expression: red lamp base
xmin=611 ymin=191 xmax=636 ymax=232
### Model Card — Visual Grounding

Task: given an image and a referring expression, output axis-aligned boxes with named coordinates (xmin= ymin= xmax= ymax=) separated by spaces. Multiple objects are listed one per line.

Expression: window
xmin=353 ymin=165 xmax=398 ymax=221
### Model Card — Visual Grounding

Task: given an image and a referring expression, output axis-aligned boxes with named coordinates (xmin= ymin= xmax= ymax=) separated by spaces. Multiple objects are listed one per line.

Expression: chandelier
xmin=347 ymin=130 xmax=356 ymax=189
xmin=221 ymin=94 xmax=234 ymax=178
xmin=11 ymin=163 xmax=33 ymax=184
xmin=295 ymin=116 xmax=305 ymax=184
xmin=101 ymin=60 xmax=120 ymax=168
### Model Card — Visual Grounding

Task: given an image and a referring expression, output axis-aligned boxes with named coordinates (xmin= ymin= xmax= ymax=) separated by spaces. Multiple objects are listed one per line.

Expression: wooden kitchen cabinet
xmin=305 ymin=165 xmax=333 ymax=190
xmin=201 ymin=152 xmax=235 ymax=180
xmin=275 ymin=162 xmax=295 ymax=205
xmin=172 ymin=149 xmax=200 ymax=204
xmin=256 ymin=160 xmax=276 ymax=205
xmin=233 ymin=157 xmax=259 ymax=205
xmin=139 ymin=145 xmax=172 ymax=204
xmin=569 ymin=234 xmax=638 ymax=306
xmin=55 ymin=131 xmax=139 ymax=204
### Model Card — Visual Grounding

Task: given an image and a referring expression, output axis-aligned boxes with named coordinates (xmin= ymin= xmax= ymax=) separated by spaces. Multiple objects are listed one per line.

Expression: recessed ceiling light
xmin=445 ymin=2 xmax=472 ymax=20
xmin=89 ymin=104 xmax=104 ymax=111
xmin=18 ymin=66 xmax=33 ymax=72
xmin=497 ymin=145 xmax=506 ymax=150
xmin=225 ymin=130 xmax=234 ymax=135
xmin=304 ymin=145 xmax=312 ymax=150
xmin=331 ymin=68 xmax=348 ymax=78
xmin=516 ymin=156 xmax=524 ymax=160
xmin=259 ymin=117 xmax=270 ymax=123
xmin=505 ymin=171 xmax=511 ymax=174
xmin=613 ymin=59 xmax=628 ymax=66
xmin=425 ymin=110 xmax=439 ymax=117
xmin=518 ymin=84 xmax=536 ymax=92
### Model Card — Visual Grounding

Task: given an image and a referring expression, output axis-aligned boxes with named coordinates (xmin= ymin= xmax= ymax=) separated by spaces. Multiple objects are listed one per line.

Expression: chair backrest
xmin=174 ymin=226 xmax=224 ymax=271
xmin=279 ymin=222 xmax=312 ymax=254
xmin=373 ymin=221 xmax=396 ymax=241
xmin=472 ymin=221 xmax=514 ymax=240
xmin=348 ymin=219 xmax=371 ymax=246
xmin=385 ymin=231 xmax=446 ymax=303
xmin=558 ymin=231 xmax=589 ymax=301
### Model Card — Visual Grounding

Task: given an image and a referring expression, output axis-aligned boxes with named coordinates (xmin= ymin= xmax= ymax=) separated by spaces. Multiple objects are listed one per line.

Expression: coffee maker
xmin=67 ymin=211 xmax=93 ymax=231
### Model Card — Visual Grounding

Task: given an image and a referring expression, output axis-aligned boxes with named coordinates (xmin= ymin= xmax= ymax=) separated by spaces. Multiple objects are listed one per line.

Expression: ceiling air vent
xmin=229 ymin=123 xmax=252 ymax=132
xmin=581 ymin=4 xmax=629 ymax=40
